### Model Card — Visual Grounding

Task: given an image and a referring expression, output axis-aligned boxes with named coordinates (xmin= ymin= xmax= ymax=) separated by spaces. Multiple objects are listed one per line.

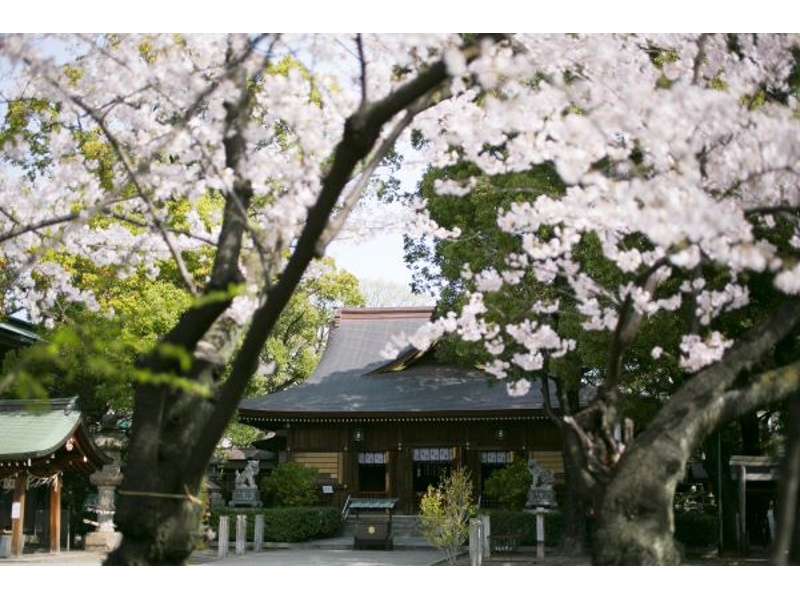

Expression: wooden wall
xmin=283 ymin=418 xmax=563 ymax=513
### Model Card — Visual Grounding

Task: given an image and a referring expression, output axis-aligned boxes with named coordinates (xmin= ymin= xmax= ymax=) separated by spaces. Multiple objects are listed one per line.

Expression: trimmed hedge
xmin=674 ymin=511 xmax=718 ymax=547
xmin=209 ymin=506 xmax=342 ymax=542
xmin=480 ymin=509 xmax=718 ymax=549
xmin=479 ymin=509 xmax=564 ymax=546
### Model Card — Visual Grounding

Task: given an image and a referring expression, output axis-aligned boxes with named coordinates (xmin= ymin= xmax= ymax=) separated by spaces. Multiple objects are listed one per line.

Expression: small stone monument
xmin=85 ymin=429 xmax=125 ymax=552
xmin=229 ymin=460 xmax=262 ymax=507
xmin=524 ymin=459 xmax=558 ymax=509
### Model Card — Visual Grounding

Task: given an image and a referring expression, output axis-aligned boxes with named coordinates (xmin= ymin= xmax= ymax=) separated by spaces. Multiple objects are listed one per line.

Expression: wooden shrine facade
xmin=0 ymin=397 xmax=110 ymax=558
xmin=240 ymin=307 xmax=565 ymax=513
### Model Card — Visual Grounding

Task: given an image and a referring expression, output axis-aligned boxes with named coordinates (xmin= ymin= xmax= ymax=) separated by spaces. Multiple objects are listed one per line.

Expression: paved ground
xmin=0 ymin=536 xmax=449 ymax=567
xmin=0 ymin=537 xmax=771 ymax=567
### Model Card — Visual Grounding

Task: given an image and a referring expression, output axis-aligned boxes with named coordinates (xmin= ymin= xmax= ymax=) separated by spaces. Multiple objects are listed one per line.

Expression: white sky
xmin=327 ymin=233 xmax=411 ymax=287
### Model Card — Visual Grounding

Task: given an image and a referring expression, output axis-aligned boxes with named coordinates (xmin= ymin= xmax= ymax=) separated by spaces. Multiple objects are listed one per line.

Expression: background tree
xmin=358 ymin=278 xmax=434 ymax=308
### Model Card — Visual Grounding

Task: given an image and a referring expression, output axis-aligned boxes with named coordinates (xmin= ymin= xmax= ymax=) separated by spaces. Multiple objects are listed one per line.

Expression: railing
xmin=341 ymin=494 xmax=352 ymax=521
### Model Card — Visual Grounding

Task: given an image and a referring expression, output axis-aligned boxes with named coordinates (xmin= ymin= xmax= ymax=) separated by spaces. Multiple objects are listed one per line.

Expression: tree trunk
xmin=593 ymin=366 xmax=800 ymax=563
xmin=559 ymin=446 xmax=587 ymax=555
xmin=592 ymin=437 xmax=684 ymax=565
xmin=104 ymin=383 xmax=215 ymax=565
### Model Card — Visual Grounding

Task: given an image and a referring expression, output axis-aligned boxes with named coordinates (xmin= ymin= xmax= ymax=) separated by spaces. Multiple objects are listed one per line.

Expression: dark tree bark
xmin=559 ymin=445 xmax=588 ymax=555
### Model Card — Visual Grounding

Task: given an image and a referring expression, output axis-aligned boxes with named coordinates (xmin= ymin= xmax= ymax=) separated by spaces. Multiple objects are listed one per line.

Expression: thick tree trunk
xmin=105 ymin=382 xmax=215 ymax=565
xmin=590 ymin=301 xmax=800 ymax=564
xmin=559 ymin=446 xmax=587 ymax=555
xmin=592 ymin=369 xmax=800 ymax=563
xmin=592 ymin=434 xmax=685 ymax=565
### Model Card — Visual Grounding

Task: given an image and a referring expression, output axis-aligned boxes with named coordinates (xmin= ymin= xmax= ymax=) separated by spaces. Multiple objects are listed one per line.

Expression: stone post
xmin=481 ymin=514 xmax=491 ymax=559
xmin=469 ymin=518 xmax=484 ymax=566
xmin=218 ymin=516 xmax=229 ymax=558
xmin=535 ymin=508 xmax=545 ymax=561
xmin=235 ymin=514 xmax=247 ymax=555
xmin=253 ymin=514 xmax=264 ymax=552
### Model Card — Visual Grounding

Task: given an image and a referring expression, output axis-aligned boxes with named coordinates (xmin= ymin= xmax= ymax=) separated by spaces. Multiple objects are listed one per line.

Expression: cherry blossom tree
xmin=392 ymin=33 xmax=800 ymax=564
xmin=2 ymin=33 xmax=799 ymax=565
xmin=0 ymin=33 xmax=501 ymax=565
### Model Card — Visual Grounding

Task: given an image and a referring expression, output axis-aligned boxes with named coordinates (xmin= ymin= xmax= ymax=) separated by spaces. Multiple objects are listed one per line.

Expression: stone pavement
xmin=0 ymin=536 xmax=448 ymax=567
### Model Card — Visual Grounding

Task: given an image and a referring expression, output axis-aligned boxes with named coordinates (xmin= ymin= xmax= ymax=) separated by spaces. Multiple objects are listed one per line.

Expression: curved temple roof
xmin=240 ymin=307 xmax=559 ymax=423
xmin=0 ymin=397 xmax=111 ymax=479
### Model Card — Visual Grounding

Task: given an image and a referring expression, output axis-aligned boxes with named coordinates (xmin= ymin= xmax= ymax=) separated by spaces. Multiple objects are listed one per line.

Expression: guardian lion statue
xmin=235 ymin=460 xmax=259 ymax=489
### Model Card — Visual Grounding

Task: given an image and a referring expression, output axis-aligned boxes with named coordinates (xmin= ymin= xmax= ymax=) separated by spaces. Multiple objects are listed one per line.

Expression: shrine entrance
xmin=0 ymin=398 xmax=110 ymax=558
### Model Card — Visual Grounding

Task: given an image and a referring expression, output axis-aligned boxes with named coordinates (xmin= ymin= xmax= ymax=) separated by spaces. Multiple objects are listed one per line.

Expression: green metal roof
xmin=0 ymin=398 xmax=82 ymax=459
xmin=0 ymin=319 xmax=40 ymax=350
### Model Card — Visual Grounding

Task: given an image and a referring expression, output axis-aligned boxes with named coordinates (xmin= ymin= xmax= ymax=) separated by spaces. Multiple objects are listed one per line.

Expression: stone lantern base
xmin=85 ymin=530 xmax=122 ymax=552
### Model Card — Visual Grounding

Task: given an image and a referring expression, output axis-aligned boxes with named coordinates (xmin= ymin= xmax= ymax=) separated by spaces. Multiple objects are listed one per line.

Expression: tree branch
xmin=356 ymin=34 xmax=368 ymax=108
xmin=184 ymin=34 xmax=505 ymax=481
xmin=673 ymin=297 xmax=800 ymax=407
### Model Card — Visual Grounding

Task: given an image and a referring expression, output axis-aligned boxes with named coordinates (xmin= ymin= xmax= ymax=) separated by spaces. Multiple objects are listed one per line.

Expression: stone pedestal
xmin=229 ymin=487 xmax=262 ymax=508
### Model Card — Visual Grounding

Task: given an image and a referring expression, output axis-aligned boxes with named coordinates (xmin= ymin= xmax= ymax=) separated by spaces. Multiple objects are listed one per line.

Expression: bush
xmin=481 ymin=509 xmax=564 ymax=546
xmin=260 ymin=462 xmax=319 ymax=507
xmin=419 ymin=467 xmax=477 ymax=564
xmin=482 ymin=459 xmax=533 ymax=509
xmin=209 ymin=507 xmax=342 ymax=542
xmin=674 ymin=511 xmax=718 ymax=547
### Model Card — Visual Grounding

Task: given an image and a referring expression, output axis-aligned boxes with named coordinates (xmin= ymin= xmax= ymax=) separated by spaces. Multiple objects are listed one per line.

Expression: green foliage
xmin=245 ymin=257 xmax=365 ymax=397
xmin=1 ymin=272 xmax=194 ymax=419
xmin=260 ymin=462 xmax=320 ymax=507
xmin=220 ymin=420 xmax=264 ymax=451
xmin=674 ymin=511 xmax=719 ymax=548
xmin=419 ymin=467 xmax=476 ymax=564
xmin=481 ymin=509 xmax=564 ymax=546
xmin=208 ymin=507 xmax=341 ymax=542
xmin=483 ymin=459 xmax=533 ymax=509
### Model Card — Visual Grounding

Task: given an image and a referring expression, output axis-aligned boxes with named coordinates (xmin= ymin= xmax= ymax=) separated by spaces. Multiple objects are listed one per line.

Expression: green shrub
xmin=674 ymin=511 xmax=718 ymax=547
xmin=260 ymin=462 xmax=319 ymax=507
xmin=209 ymin=507 xmax=342 ymax=542
xmin=419 ymin=467 xmax=477 ymax=564
xmin=481 ymin=509 xmax=563 ymax=546
xmin=483 ymin=459 xmax=532 ymax=509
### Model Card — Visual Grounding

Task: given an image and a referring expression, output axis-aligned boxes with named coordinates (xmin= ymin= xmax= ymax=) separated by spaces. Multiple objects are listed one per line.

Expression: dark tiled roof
xmin=240 ymin=307 xmax=556 ymax=420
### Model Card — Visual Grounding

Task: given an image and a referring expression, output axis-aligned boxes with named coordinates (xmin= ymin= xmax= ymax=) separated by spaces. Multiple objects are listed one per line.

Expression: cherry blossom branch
xmin=317 ymin=96 xmax=432 ymax=253
xmin=185 ymin=34 xmax=506 ymax=481
xmin=355 ymin=34 xmax=368 ymax=108
xmin=60 ymin=92 xmax=200 ymax=295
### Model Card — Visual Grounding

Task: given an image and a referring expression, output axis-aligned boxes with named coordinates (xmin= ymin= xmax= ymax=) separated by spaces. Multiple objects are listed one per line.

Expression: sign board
xmin=11 ymin=502 xmax=21 ymax=519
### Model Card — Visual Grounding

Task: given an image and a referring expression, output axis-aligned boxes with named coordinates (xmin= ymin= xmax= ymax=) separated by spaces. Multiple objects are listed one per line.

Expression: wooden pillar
xmin=11 ymin=475 xmax=26 ymax=557
xmin=49 ymin=475 xmax=61 ymax=553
